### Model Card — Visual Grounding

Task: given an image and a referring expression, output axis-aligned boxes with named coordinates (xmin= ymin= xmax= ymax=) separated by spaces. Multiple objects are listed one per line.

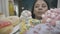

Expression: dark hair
xmin=31 ymin=0 xmax=50 ymax=19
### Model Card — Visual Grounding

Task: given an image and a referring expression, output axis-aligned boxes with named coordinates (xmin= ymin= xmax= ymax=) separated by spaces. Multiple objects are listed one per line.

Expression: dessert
xmin=7 ymin=16 xmax=20 ymax=27
xmin=0 ymin=19 xmax=13 ymax=34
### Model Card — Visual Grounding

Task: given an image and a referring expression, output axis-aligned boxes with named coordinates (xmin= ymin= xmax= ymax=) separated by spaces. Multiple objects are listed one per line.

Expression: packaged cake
xmin=0 ymin=19 xmax=13 ymax=34
xmin=7 ymin=16 xmax=20 ymax=27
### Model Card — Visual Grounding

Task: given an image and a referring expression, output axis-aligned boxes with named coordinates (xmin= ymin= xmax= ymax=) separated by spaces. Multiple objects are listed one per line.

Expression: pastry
xmin=0 ymin=19 xmax=13 ymax=34
xmin=7 ymin=16 xmax=20 ymax=27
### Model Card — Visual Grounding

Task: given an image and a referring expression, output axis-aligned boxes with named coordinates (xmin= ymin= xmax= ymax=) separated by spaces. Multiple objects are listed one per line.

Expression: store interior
xmin=0 ymin=0 xmax=60 ymax=34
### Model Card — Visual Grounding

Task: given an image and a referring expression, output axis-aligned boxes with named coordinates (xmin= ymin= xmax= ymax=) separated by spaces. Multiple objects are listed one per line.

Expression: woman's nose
xmin=38 ymin=7 xmax=42 ymax=10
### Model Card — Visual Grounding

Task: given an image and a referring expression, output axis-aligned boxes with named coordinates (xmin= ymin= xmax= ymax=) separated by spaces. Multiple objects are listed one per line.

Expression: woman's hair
xmin=31 ymin=0 xmax=50 ymax=19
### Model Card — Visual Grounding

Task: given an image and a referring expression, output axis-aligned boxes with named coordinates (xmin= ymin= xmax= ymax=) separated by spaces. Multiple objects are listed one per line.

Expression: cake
xmin=7 ymin=16 xmax=20 ymax=27
xmin=0 ymin=19 xmax=13 ymax=34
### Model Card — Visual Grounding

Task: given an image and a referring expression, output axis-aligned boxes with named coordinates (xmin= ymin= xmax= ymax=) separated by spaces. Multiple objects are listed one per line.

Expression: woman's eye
xmin=42 ymin=5 xmax=46 ymax=8
xmin=35 ymin=6 xmax=39 ymax=8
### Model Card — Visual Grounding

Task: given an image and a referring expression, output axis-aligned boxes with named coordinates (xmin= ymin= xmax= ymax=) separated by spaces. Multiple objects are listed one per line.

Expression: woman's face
xmin=34 ymin=1 xmax=48 ymax=17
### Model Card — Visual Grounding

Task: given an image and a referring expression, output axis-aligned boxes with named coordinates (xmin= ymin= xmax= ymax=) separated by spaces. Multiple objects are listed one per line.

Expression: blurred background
xmin=0 ymin=0 xmax=59 ymax=17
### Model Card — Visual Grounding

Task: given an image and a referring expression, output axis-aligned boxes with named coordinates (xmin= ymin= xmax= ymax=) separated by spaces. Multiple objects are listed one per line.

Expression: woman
xmin=26 ymin=0 xmax=52 ymax=34
xmin=32 ymin=0 xmax=49 ymax=20
xmin=20 ymin=0 xmax=50 ymax=34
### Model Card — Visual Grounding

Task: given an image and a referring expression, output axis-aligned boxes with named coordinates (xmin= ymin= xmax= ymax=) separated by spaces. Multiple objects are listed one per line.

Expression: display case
xmin=0 ymin=0 xmax=21 ymax=34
